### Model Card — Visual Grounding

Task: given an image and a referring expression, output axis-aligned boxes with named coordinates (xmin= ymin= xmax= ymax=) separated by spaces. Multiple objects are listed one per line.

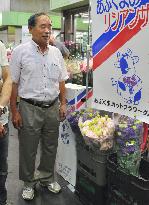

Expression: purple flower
xmin=115 ymin=115 xmax=143 ymax=163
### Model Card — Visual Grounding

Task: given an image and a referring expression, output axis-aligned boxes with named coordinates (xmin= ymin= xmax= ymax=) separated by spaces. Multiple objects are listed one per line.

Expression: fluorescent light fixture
xmin=82 ymin=19 xmax=92 ymax=24
xmin=82 ymin=19 xmax=89 ymax=23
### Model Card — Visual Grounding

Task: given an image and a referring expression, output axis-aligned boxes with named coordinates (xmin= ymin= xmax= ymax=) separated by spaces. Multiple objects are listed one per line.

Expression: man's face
xmin=29 ymin=15 xmax=52 ymax=46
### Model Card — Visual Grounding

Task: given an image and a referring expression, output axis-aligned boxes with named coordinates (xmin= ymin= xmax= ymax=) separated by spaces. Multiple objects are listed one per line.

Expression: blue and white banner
xmin=91 ymin=0 xmax=149 ymax=123
xmin=56 ymin=83 xmax=93 ymax=187
xmin=56 ymin=119 xmax=77 ymax=187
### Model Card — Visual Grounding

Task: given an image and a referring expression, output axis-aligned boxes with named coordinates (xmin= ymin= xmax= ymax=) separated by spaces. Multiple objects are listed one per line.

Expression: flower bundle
xmin=65 ymin=58 xmax=81 ymax=75
xmin=115 ymin=115 xmax=143 ymax=176
xmin=78 ymin=111 xmax=115 ymax=151
xmin=80 ymin=58 xmax=93 ymax=73
xmin=66 ymin=108 xmax=99 ymax=133
xmin=66 ymin=110 xmax=80 ymax=132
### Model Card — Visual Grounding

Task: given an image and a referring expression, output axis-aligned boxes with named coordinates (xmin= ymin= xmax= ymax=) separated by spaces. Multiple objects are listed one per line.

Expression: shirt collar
xmin=31 ymin=39 xmax=49 ymax=54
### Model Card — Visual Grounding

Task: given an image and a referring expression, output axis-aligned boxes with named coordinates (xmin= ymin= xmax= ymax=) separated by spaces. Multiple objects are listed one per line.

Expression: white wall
xmin=0 ymin=0 xmax=10 ymax=11
xmin=10 ymin=0 xmax=50 ymax=13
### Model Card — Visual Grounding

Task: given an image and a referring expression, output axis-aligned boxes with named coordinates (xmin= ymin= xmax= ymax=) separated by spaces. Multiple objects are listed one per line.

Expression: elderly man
xmin=10 ymin=12 xmax=68 ymax=200
xmin=0 ymin=41 xmax=12 ymax=205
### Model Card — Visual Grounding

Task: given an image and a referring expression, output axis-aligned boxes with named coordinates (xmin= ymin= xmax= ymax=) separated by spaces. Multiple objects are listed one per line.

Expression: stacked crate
xmin=75 ymin=139 xmax=109 ymax=205
xmin=107 ymin=153 xmax=149 ymax=205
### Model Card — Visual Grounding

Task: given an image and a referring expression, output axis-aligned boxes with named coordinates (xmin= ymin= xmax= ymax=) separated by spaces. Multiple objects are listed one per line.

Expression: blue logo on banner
xmin=111 ymin=48 xmax=142 ymax=105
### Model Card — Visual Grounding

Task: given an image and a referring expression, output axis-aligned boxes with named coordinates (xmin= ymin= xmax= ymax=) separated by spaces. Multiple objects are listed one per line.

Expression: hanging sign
xmin=91 ymin=0 xmax=149 ymax=123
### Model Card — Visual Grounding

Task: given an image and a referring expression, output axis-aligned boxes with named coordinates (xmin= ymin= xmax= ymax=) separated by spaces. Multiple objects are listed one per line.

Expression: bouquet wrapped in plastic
xmin=78 ymin=110 xmax=115 ymax=151
xmin=115 ymin=115 xmax=143 ymax=176
xmin=66 ymin=108 xmax=99 ymax=133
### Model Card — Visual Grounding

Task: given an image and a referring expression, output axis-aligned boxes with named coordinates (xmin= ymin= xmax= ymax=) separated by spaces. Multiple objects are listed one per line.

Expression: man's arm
xmin=57 ymin=48 xmax=68 ymax=121
xmin=9 ymin=46 xmax=23 ymax=129
xmin=61 ymin=44 xmax=70 ymax=60
xmin=59 ymin=81 xmax=67 ymax=121
xmin=0 ymin=66 xmax=12 ymax=136
xmin=10 ymin=82 xmax=18 ymax=114
xmin=59 ymin=81 xmax=66 ymax=105
xmin=10 ymin=82 xmax=22 ymax=129
xmin=0 ymin=66 xmax=12 ymax=107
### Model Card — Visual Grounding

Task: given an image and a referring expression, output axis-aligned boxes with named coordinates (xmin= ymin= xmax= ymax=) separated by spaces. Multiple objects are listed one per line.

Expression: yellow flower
xmin=117 ymin=132 xmax=121 ymax=136
xmin=132 ymin=125 xmax=137 ymax=130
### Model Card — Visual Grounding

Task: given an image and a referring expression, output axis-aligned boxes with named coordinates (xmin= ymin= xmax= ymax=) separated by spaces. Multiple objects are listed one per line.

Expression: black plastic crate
xmin=107 ymin=185 xmax=138 ymax=205
xmin=107 ymin=153 xmax=149 ymax=205
xmin=77 ymin=142 xmax=109 ymax=186
xmin=75 ymin=170 xmax=107 ymax=205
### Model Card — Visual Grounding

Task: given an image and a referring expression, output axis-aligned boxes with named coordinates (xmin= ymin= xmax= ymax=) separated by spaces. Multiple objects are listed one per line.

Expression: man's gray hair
xmin=28 ymin=12 xmax=50 ymax=28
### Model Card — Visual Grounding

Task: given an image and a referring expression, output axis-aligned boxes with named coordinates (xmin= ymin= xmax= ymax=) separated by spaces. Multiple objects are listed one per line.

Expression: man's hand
xmin=0 ymin=108 xmax=3 ymax=117
xmin=0 ymin=123 xmax=6 ymax=137
xmin=12 ymin=110 xmax=23 ymax=129
xmin=59 ymin=104 xmax=67 ymax=121
xmin=0 ymin=106 xmax=7 ymax=117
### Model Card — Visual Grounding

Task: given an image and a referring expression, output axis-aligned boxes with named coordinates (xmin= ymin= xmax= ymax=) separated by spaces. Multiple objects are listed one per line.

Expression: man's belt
xmin=20 ymin=97 xmax=58 ymax=108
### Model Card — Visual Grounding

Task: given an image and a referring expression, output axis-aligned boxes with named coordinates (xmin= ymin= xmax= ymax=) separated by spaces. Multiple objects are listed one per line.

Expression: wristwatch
xmin=0 ymin=105 xmax=7 ymax=115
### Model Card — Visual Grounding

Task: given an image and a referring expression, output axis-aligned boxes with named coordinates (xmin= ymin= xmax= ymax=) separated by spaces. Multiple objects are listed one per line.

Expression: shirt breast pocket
xmin=48 ymin=63 xmax=60 ymax=81
xmin=22 ymin=60 xmax=41 ymax=78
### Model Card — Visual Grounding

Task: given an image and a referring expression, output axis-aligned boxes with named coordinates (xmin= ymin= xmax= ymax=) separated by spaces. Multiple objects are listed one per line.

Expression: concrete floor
xmin=6 ymin=122 xmax=83 ymax=205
